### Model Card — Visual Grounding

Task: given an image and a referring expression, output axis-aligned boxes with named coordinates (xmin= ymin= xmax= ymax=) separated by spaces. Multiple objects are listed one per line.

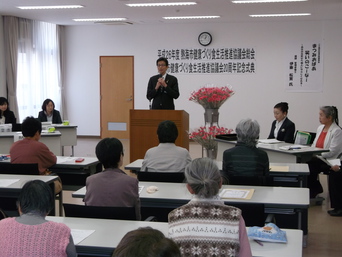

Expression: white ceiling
xmin=0 ymin=0 xmax=341 ymax=26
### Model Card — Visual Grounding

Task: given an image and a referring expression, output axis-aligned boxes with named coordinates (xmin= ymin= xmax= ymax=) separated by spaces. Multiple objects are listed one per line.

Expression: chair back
xmin=0 ymin=163 xmax=39 ymax=175
xmin=294 ymin=131 xmax=316 ymax=145
xmin=226 ymin=202 xmax=265 ymax=227
xmin=231 ymin=176 xmax=272 ymax=186
xmin=215 ymin=134 xmax=237 ymax=141
xmin=137 ymin=171 xmax=185 ymax=183
xmin=12 ymin=123 xmax=22 ymax=132
xmin=63 ymin=203 xmax=137 ymax=220
xmin=222 ymin=173 xmax=272 ymax=186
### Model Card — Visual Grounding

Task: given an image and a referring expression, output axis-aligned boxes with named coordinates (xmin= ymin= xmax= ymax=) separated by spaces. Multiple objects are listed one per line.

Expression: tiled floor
xmin=62 ymin=137 xmax=342 ymax=257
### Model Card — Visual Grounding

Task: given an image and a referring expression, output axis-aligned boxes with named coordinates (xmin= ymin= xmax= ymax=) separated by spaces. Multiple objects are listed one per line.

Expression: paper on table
xmin=139 ymin=185 xmax=144 ymax=194
xmin=56 ymin=156 xmax=76 ymax=163
xmin=279 ymin=145 xmax=309 ymax=150
xmin=41 ymin=130 xmax=55 ymax=133
xmin=258 ymin=139 xmax=282 ymax=144
xmin=0 ymin=179 xmax=20 ymax=187
xmin=71 ymin=229 xmax=95 ymax=245
xmin=270 ymin=166 xmax=289 ymax=172
xmin=220 ymin=188 xmax=254 ymax=199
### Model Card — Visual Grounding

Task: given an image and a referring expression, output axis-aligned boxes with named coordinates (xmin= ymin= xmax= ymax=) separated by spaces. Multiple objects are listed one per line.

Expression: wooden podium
xmin=129 ymin=110 xmax=189 ymax=162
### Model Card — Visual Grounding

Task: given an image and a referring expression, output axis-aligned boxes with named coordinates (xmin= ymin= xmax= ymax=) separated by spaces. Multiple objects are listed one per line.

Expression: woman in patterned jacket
xmin=168 ymin=158 xmax=252 ymax=257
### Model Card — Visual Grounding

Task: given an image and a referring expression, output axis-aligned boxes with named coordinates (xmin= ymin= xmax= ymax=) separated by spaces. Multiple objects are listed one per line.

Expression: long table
xmin=46 ymin=216 xmax=303 ymax=257
xmin=73 ymin=181 xmax=309 ymax=230
xmin=0 ymin=156 xmax=100 ymax=189
xmin=0 ymin=131 xmax=62 ymax=155
xmin=0 ymin=174 xmax=58 ymax=215
xmin=50 ymin=156 xmax=100 ymax=189
xmin=216 ymin=139 xmax=328 ymax=163
xmin=51 ymin=156 xmax=100 ymax=174
xmin=125 ymin=159 xmax=309 ymax=187
xmin=0 ymin=156 xmax=100 ymax=175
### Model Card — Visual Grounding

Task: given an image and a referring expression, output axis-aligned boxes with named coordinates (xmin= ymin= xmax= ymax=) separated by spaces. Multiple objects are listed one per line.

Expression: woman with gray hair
xmin=222 ymin=118 xmax=269 ymax=185
xmin=307 ymin=107 xmax=342 ymax=211
xmin=168 ymin=158 xmax=252 ymax=257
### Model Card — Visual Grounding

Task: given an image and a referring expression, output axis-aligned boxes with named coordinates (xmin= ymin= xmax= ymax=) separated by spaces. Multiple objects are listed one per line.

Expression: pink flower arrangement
xmin=189 ymin=86 xmax=234 ymax=109
xmin=189 ymin=126 xmax=233 ymax=150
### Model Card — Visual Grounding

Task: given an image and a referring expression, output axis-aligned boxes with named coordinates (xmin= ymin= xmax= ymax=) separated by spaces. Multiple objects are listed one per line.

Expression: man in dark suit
xmin=146 ymin=57 xmax=179 ymax=110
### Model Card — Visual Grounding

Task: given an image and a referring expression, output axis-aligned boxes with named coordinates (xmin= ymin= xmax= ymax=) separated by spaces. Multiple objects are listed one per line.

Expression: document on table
xmin=258 ymin=139 xmax=282 ymax=144
xmin=71 ymin=229 xmax=95 ymax=244
xmin=220 ymin=188 xmax=254 ymax=199
xmin=56 ymin=156 xmax=76 ymax=163
xmin=278 ymin=145 xmax=309 ymax=150
xmin=270 ymin=165 xmax=289 ymax=172
xmin=0 ymin=179 xmax=20 ymax=187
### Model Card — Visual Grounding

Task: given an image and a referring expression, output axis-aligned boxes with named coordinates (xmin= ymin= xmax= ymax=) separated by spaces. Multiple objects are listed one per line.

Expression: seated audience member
xmin=0 ymin=97 xmax=16 ymax=125
xmin=10 ymin=116 xmax=57 ymax=175
xmin=112 ymin=227 xmax=181 ymax=257
xmin=267 ymin=102 xmax=295 ymax=143
xmin=0 ymin=180 xmax=76 ymax=257
xmin=37 ymin=98 xmax=62 ymax=124
xmin=84 ymin=138 xmax=141 ymax=220
xmin=141 ymin=120 xmax=191 ymax=172
xmin=307 ymin=106 xmax=342 ymax=199
xmin=222 ymin=118 xmax=269 ymax=185
xmin=168 ymin=158 xmax=252 ymax=257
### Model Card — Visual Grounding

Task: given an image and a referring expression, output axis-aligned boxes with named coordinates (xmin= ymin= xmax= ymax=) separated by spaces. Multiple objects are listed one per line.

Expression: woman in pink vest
xmin=0 ymin=180 xmax=76 ymax=257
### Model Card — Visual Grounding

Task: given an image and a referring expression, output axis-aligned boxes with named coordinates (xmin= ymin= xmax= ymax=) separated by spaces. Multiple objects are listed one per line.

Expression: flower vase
xmin=204 ymin=108 xmax=219 ymax=127
xmin=205 ymin=147 xmax=218 ymax=159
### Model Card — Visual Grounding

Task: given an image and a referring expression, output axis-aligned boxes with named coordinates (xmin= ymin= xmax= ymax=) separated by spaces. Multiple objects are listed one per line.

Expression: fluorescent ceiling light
xmin=73 ymin=18 xmax=127 ymax=22
xmin=163 ymin=16 xmax=220 ymax=20
xmin=17 ymin=5 xmax=84 ymax=10
xmin=127 ymin=2 xmax=197 ymax=7
xmin=250 ymin=13 xmax=311 ymax=17
xmin=232 ymin=0 xmax=307 ymax=3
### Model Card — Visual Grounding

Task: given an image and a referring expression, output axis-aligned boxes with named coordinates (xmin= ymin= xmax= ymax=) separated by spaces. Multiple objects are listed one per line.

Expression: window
xmin=16 ymin=20 xmax=61 ymax=121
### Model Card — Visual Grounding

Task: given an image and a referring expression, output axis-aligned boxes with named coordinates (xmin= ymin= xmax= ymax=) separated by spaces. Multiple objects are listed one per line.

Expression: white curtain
xmin=3 ymin=16 xmax=19 ymax=119
xmin=15 ymin=18 xmax=62 ymax=122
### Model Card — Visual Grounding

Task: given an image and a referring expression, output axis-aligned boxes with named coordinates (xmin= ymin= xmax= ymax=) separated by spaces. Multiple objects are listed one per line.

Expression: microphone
xmin=159 ymin=74 xmax=164 ymax=93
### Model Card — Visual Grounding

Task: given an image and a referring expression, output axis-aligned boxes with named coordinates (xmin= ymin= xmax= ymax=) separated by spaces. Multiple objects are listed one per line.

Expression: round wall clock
xmin=198 ymin=32 xmax=212 ymax=46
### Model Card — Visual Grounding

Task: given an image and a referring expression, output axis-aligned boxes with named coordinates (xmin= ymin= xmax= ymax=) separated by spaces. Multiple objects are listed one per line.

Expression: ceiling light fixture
xmin=127 ymin=2 xmax=197 ymax=7
xmin=17 ymin=5 xmax=84 ymax=10
xmin=163 ymin=15 xmax=220 ymax=20
xmin=73 ymin=18 xmax=127 ymax=22
xmin=250 ymin=13 xmax=311 ymax=17
xmin=232 ymin=0 xmax=307 ymax=3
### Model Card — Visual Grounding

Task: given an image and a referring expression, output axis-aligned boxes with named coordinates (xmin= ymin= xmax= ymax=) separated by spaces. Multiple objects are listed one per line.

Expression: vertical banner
xmin=286 ymin=42 xmax=323 ymax=92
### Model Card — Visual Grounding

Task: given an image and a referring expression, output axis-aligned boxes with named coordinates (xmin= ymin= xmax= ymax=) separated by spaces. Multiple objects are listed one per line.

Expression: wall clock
xmin=198 ymin=32 xmax=212 ymax=46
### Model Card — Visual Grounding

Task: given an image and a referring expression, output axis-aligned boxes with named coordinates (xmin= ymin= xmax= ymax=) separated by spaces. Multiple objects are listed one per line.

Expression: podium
xmin=129 ymin=110 xmax=189 ymax=162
